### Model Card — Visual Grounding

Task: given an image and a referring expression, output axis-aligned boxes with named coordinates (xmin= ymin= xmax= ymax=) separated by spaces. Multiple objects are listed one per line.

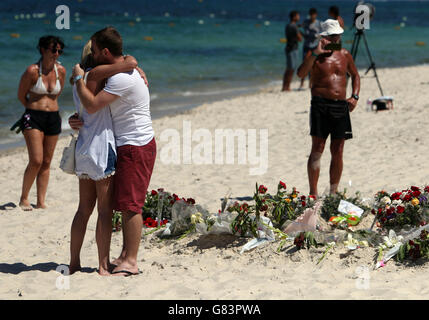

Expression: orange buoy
xmin=10 ymin=33 xmax=20 ymax=38
xmin=143 ymin=36 xmax=153 ymax=41
xmin=416 ymin=41 xmax=426 ymax=47
xmin=279 ymin=38 xmax=287 ymax=43
xmin=255 ymin=23 xmax=261 ymax=28
xmin=128 ymin=21 xmax=135 ymax=27
xmin=73 ymin=35 xmax=83 ymax=40
xmin=168 ymin=22 xmax=175 ymax=27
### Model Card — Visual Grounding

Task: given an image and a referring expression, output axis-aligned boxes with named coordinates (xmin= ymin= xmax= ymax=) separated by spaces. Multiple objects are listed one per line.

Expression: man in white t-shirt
xmin=72 ymin=27 xmax=156 ymax=277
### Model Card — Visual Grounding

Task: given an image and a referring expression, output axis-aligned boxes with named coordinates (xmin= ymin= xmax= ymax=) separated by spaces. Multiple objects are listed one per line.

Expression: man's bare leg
xmin=308 ymin=136 xmax=326 ymax=197
xmin=282 ymin=69 xmax=294 ymax=92
xmin=329 ymin=138 xmax=345 ymax=195
xmin=112 ymin=210 xmax=143 ymax=276
xmin=112 ymin=232 xmax=127 ymax=267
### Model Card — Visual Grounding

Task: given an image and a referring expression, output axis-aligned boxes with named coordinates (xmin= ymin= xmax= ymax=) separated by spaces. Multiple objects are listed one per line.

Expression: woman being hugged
xmin=68 ymin=40 xmax=146 ymax=275
xmin=17 ymin=35 xmax=66 ymax=211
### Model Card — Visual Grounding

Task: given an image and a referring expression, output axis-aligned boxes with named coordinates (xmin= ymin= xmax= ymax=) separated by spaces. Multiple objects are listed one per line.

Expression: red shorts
xmin=113 ymin=138 xmax=156 ymax=214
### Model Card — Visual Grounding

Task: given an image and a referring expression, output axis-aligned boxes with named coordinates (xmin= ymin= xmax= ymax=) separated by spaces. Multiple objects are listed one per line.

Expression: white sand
xmin=0 ymin=65 xmax=428 ymax=299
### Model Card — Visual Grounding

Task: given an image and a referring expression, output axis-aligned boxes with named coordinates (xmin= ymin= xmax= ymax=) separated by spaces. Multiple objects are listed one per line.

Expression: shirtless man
xmin=297 ymin=19 xmax=360 ymax=197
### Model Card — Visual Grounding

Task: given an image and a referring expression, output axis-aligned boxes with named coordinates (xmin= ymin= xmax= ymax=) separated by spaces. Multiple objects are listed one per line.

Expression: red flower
xmin=403 ymin=194 xmax=412 ymax=202
xmin=424 ymin=186 xmax=429 ymax=193
xmin=157 ymin=188 xmax=164 ymax=193
xmin=391 ymin=192 xmax=401 ymax=200
xmin=412 ymin=190 xmax=421 ymax=198
xmin=186 ymin=198 xmax=196 ymax=205
xmin=300 ymin=195 xmax=306 ymax=201
xmin=260 ymin=204 xmax=268 ymax=212
xmin=279 ymin=181 xmax=287 ymax=190
xmin=173 ymin=194 xmax=180 ymax=201
xmin=301 ymin=201 xmax=306 ymax=207
xmin=258 ymin=185 xmax=267 ymax=194
xmin=371 ymin=209 xmax=376 ymax=215
xmin=386 ymin=207 xmax=394 ymax=215
xmin=151 ymin=190 xmax=158 ymax=196
xmin=421 ymin=221 xmax=427 ymax=226
xmin=396 ymin=206 xmax=405 ymax=214
xmin=378 ymin=208 xmax=383 ymax=216
xmin=309 ymin=195 xmax=316 ymax=200
xmin=411 ymin=186 xmax=420 ymax=192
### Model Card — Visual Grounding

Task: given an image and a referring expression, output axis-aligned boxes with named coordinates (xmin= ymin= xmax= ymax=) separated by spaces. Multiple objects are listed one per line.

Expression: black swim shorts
xmin=310 ymin=96 xmax=353 ymax=140
xmin=20 ymin=109 xmax=62 ymax=136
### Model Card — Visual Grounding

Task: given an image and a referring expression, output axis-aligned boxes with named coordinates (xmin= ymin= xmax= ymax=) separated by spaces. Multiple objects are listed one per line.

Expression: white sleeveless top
xmin=72 ymin=70 xmax=117 ymax=180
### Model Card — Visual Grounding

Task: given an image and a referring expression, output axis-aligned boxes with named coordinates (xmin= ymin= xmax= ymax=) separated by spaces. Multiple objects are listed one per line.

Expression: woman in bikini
xmin=68 ymin=40 xmax=147 ymax=275
xmin=17 ymin=35 xmax=66 ymax=211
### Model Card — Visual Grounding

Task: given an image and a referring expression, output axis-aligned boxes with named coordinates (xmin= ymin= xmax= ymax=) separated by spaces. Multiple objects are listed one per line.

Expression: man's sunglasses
xmin=51 ymin=48 xmax=64 ymax=55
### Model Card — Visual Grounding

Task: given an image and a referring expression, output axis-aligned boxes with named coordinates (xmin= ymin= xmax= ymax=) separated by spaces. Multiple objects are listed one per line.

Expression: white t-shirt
xmin=103 ymin=69 xmax=154 ymax=147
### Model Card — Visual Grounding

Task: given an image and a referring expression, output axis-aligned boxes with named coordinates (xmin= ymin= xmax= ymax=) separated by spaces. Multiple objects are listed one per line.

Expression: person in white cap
xmin=297 ymin=19 xmax=360 ymax=198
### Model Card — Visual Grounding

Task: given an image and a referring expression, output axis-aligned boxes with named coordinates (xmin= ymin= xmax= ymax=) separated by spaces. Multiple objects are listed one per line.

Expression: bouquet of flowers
xmin=142 ymin=188 xmax=196 ymax=222
xmin=397 ymin=230 xmax=429 ymax=262
xmin=270 ymin=181 xmax=317 ymax=228
xmin=372 ymin=186 xmax=429 ymax=230
xmin=321 ymin=189 xmax=370 ymax=229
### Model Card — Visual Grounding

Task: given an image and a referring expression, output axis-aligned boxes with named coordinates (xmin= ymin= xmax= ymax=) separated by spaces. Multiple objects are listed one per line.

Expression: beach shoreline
xmin=0 ymin=64 xmax=428 ymax=299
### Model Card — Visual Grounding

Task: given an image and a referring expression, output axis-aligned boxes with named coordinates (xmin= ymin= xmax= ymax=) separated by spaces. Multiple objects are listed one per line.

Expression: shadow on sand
xmin=0 ymin=262 xmax=96 ymax=275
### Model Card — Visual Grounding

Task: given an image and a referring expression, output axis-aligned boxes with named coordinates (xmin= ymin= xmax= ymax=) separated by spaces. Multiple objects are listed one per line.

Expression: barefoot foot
xmin=19 ymin=199 xmax=33 ymax=211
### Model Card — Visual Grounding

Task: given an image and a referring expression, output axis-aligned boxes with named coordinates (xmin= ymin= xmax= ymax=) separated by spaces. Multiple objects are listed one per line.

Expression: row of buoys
xmin=14 ymin=13 xmax=46 ymax=20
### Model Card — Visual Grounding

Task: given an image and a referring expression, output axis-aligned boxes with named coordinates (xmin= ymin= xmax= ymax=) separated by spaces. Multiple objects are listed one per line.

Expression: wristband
xmin=311 ymin=51 xmax=319 ymax=58
xmin=73 ymin=75 xmax=83 ymax=83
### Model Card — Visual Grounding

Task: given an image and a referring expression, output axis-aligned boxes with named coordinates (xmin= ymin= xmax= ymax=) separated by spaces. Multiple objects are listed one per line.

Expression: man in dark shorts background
xmin=300 ymin=8 xmax=321 ymax=89
xmin=282 ymin=10 xmax=302 ymax=92
xmin=297 ymin=19 xmax=360 ymax=197
xmin=73 ymin=27 xmax=156 ymax=276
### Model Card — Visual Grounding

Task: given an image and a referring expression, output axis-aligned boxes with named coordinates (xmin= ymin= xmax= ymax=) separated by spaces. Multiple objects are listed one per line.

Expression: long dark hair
xmin=37 ymin=35 xmax=65 ymax=55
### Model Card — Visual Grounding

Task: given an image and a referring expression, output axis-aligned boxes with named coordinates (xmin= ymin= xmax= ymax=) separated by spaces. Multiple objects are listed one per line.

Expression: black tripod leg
xmin=362 ymin=33 xmax=384 ymax=96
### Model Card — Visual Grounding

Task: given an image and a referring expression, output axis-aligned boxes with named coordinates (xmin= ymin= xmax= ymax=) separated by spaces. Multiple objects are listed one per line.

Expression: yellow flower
xmin=285 ymin=199 xmax=291 ymax=203
xmin=411 ymin=198 xmax=420 ymax=206
xmin=291 ymin=194 xmax=297 ymax=198
xmin=191 ymin=212 xmax=203 ymax=224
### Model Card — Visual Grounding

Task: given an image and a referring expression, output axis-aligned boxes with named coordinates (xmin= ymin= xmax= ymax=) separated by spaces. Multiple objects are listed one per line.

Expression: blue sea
xmin=0 ymin=0 xmax=429 ymax=149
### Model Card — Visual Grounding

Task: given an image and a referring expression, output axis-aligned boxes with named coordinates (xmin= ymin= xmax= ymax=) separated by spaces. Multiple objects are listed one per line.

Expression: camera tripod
xmin=350 ymin=29 xmax=384 ymax=96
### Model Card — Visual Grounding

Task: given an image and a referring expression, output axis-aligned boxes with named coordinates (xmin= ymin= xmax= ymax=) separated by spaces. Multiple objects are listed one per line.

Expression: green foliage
xmin=321 ymin=189 xmax=370 ymax=222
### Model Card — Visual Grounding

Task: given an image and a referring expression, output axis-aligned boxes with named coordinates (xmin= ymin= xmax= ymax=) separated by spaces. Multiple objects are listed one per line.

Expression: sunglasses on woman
xmin=51 ymin=48 xmax=63 ymax=55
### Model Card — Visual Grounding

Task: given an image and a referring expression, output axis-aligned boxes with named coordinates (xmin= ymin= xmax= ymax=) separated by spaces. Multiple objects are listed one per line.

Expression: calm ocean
xmin=0 ymin=0 xmax=428 ymax=148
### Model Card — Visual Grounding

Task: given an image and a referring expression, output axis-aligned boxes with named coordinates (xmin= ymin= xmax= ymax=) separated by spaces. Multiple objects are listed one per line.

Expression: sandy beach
xmin=0 ymin=64 xmax=428 ymax=299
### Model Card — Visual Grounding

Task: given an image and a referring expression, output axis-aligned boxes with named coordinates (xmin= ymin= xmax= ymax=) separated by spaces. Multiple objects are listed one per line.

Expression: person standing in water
xmin=17 ymin=35 xmax=66 ymax=211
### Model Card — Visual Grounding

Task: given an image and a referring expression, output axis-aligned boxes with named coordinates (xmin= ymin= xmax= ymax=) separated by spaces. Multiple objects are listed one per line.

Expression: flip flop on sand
xmin=111 ymin=270 xmax=142 ymax=277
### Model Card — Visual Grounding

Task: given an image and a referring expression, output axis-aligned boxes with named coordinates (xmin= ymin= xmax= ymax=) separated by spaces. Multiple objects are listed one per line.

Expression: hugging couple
xmin=69 ymin=27 xmax=156 ymax=276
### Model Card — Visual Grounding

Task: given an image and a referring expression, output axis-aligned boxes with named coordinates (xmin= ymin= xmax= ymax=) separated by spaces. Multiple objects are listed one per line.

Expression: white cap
xmin=318 ymin=19 xmax=344 ymax=36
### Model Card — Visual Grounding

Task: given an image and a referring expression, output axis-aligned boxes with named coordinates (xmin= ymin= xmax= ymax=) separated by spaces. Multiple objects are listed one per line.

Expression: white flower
xmin=293 ymin=197 xmax=298 ymax=203
xmin=392 ymin=199 xmax=402 ymax=206
xmin=381 ymin=196 xmax=391 ymax=205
